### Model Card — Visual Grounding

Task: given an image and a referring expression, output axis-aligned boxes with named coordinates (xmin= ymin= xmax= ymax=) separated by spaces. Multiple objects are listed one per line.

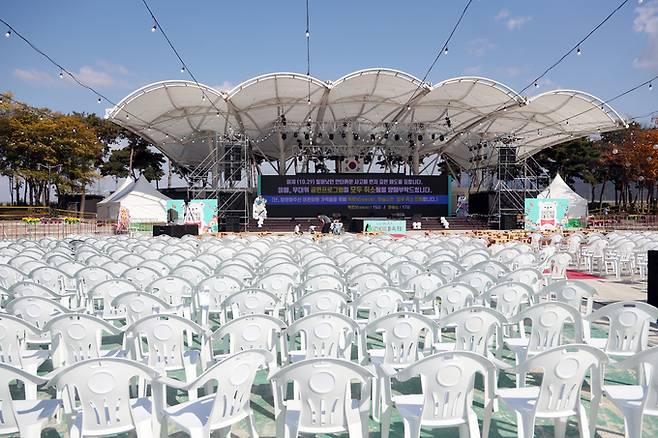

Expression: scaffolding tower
xmin=186 ymin=135 xmax=253 ymax=231
xmin=488 ymin=145 xmax=549 ymax=229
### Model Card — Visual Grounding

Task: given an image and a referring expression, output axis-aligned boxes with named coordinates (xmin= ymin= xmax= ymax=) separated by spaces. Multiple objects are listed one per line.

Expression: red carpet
xmin=566 ymin=270 xmax=603 ymax=280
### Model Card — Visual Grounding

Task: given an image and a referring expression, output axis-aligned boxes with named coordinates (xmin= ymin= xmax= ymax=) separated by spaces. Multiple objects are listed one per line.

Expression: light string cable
xmin=0 ymin=17 xmax=184 ymax=143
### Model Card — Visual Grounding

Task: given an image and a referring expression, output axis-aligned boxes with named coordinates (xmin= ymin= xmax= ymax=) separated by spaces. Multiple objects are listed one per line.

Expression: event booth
xmin=524 ymin=173 xmax=588 ymax=230
xmin=97 ymin=175 xmax=171 ymax=223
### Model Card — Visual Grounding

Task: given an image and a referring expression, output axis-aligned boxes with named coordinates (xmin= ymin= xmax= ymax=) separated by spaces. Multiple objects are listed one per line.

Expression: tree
xmin=100 ymin=132 xmax=165 ymax=183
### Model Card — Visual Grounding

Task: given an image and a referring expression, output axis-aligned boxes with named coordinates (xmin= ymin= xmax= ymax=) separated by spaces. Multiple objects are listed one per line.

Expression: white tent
xmin=538 ymin=173 xmax=588 ymax=221
xmin=97 ymin=175 xmax=170 ymax=223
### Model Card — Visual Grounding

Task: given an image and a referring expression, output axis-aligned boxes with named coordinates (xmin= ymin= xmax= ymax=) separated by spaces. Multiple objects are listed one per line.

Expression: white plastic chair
xmin=157 ymin=349 xmax=273 ymax=438
xmin=285 ymin=312 xmax=359 ymax=362
xmin=111 ymin=291 xmax=178 ymax=325
xmin=0 ymin=363 xmax=61 ymax=437
xmin=122 ymin=266 xmax=160 ymax=290
xmin=269 ymin=358 xmax=374 ymax=437
xmin=194 ymin=274 xmax=243 ymax=328
xmin=220 ymin=288 xmax=282 ymax=320
xmin=44 ymin=313 xmax=123 ymax=367
xmin=124 ymin=314 xmax=210 ymax=388
xmin=351 ymin=287 xmax=406 ymax=327
xmin=418 ymin=282 xmax=476 ymax=320
xmin=289 ymin=289 xmax=350 ymax=319
xmin=499 ymin=344 xmax=608 ymax=438
xmin=0 ymin=314 xmax=49 ymax=398
xmin=47 ymin=357 xmax=163 ymax=438
xmin=604 ymin=346 xmax=658 ymax=438
xmin=381 ymin=351 xmax=496 ymax=438
xmin=87 ymin=278 xmax=138 ymax=321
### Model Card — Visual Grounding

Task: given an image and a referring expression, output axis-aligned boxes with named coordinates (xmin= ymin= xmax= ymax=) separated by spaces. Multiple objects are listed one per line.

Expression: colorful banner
xmin=363 ymin=219 xmax=407 ymax=235
xmin=524 ymin=198 xmax=573 ymax=231
xmin=184 ymin=199 xmax=218 ymax=234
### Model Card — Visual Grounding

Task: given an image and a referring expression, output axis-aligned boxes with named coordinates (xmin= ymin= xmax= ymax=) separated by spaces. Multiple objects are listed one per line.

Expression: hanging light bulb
xmin=612 ymin=148 xmax=619 ymax=155
xmin=444 ymin=46 xmax=448 ymax=55
xmin=180 ymin=66 xmax=186 ymax=73
xmin=151 ymin=23 xmax=157 ymax=32
xmin=4 ymin=30 xmax=10 ymax=38
xmin=216 ymin=111 xmax=220 ymax=117
xmin=305 ymin=30 xmax=310 ymax=38
xmin=534 ymin=82 xmax=539 ymax=88
xmin=201 ymin=94 xmax=206 ymax=101
xmin=650 ymin=82 xmax=653 ymax=90
xmin=307 ymin=98 xmax=311 ymax=105
xmin=576 ymin=46 xmax=581 ymax=56
xmin=59 ymin=70 xmax=64 ymax=79
xmin=97 ymin=97 xmax=101 ymax=103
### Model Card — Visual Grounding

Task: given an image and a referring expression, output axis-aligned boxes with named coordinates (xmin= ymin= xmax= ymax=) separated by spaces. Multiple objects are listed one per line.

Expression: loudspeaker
xmin=500 ymin=215 xmax=518 ymax=230
xmin=648 ymin=251 xmax=658 ymax=308
xmin=153 ymin=224 xmax=198 ymax=238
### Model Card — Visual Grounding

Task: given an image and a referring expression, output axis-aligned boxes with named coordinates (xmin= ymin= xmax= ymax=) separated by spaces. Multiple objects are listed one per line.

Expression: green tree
xmin=100 ymin=133 xmax=165 ymax=184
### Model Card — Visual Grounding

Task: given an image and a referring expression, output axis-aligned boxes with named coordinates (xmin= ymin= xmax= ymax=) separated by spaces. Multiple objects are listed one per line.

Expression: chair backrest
xmin=121 ymin=266 xmax=160 ymax=290
xmin=48 ymin=358 xmax=159 ymax=435
xmin=0 ymin=314 xmax=42 ymax=368
xmin=471 ymin=260 xmax=510 ymax=278
xmin=269 ymin=358 xmax=373 ymax=432
xmin=423 ymin=282 xmax=476 ymax=319
xmin=124 ymin=314 xmax=208 ymax=371
xmin=454 ymin=271 xmax=496 ymax=296
xmin=30 ymin=266 xmax=72 ymax=292
xmin=345 ymin=263 xmax=386 ymax=282
xmin=88 ymin=278 xmax=139 ymax=319
xmin=301 ymin=274 xmax=345 ymax=293
xmin=212 ymin=314 xmax=286 ymax=356
xmin=197 ymin=274 xmax=243 ymax=310
xmin=428 ymin=260 xmax=463 ymax=281
xmin=5 ymin=295 xmax=72 ymax=331
xmin=75 ymin=266 xmax=115 ymax=293
xmin=216 ymin=263 xmax=253 ymax=284
xmin=511 ymin=302 xmax=584 ymax=355
xmin=350 ymin=272 xmax=390 ymax=297
xmin=254 ymin=272 xmax=296 ymax=300
xmin=395 ymin=351 xmax=495 ymax=424
xmin=111 ymin=291 xmax=175 ymax=325
xmin=483 ymin=282 xmax=534 ymax=319
xmin=221 ymin=288 xmax=281 ymax=319
xmin=521 ymin=345 xmax=607 ymax=416
xmin=170 ymin=265 xmax=208 ymax=286
xmin=587 ymin=301 xmax=658 ymax=354
xmin=44 ymin=313 xmax=121 ymax=366
xmin=437 ymin=307 xmax=507 ymax=356
xmin=499 ymin=268 xmax=543 ymax=294
xmin=365 ymin=312 xmax=436 ymax=366
xmin=0 ymin=264 xmax=25 ymax=288
xmin=386 ymin=261 xmax=425 ymax=287
xmin=539 ymin=280 xmax=597 ymax=314
xmin=293 ymin=289 xmax=349 ymax=316
xmin=146 ymin=275 xmax=194 ymax=307
xmin=353 ymin=287 xmax=406 ymax=322
xmin=286 ymin=312 xmax=358 ymax=360
xmin=405 ymin=272 xmax=445 ymax=301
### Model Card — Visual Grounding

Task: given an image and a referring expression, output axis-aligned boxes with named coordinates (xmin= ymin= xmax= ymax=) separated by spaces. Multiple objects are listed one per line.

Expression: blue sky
xmin=1 ymin=0 xmax=658 ymax=198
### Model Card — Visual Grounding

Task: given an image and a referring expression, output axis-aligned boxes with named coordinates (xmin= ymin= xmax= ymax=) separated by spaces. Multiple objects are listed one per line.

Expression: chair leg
xmin=517 ymin=412 xmax=535 ymax=438
xmin=380 ymin=404 xmax=391 ymax=438
xmin=622 ymin=410 xmax=644 ymax=438
xmin=467 ymin=408 xmax=481 ymax=438
xmin=577 ymin=403 xmax=593 ymax=438
xmin=402 ymin=417 xmax=422 ymax=438
xmin=554 ymin=417 xmax=567 ymax=438
xmin=245 ymin=412 xmax=259 ymax=438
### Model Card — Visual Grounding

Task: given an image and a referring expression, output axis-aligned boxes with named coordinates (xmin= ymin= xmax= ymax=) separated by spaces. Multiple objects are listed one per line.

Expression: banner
xmin=184 ymin=200 xmax=218 ymax=234
xmin=524 ymin=198 xmax=572 ymax=231
xmin=259 ymin=173 xmax=449 ymax=217
xmin=363 ymin=219 xmax=407 ymax=235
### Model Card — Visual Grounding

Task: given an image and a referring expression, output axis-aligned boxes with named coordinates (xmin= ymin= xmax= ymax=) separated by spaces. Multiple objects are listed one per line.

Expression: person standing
xmin=317 ymin=213 xmax=332 ymax=233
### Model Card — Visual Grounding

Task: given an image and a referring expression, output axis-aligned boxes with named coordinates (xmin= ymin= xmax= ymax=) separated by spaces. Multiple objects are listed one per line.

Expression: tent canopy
xmin=538 ymin=173 xmax=588 ymax=219
xmin=105 ymin=68 xmax=626 ymax=170
xmin=97 ymin=175 xmax=170 ymax=222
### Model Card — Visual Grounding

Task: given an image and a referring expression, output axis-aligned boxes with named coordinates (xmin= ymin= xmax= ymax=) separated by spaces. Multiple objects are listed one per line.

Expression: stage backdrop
xmin=259 ymin=174 xmax=450 ymax=217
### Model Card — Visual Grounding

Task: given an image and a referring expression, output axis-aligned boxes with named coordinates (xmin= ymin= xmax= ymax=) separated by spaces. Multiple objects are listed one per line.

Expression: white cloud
xmin=506 ymin=16 xmax=533 ymax=31
xmin=13 ymin=68 xmax=57 ymax=84
xmin=212 ymin=80 xmax=235 ymax=92
xmin=13 ymin=61 xmax=131 ymax=88
xmin=500 ymin=66 xmax=522 ymax=77
xmin=495 ymin=9 xmax=509 ymax=21
xmin=634 ymin=0 xmax=658 ymax=70
xmin=468 ymin=38 xmax=495 ymax=56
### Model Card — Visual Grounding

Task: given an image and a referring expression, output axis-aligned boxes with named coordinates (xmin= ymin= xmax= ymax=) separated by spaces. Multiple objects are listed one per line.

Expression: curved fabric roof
xmin=106 ymin=68 xmax=626 ymax=170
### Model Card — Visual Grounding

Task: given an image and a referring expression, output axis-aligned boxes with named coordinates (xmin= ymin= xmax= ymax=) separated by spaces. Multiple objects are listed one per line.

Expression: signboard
xmin=524 ymin=198 xmax=572 ymax=231
xmin=184 ymin=199 xmax=218 ymax=234
xmin=259 ymin=173 xmax=449 ymax=217
xmin=363 ymin=219 xmax=407 ymax=235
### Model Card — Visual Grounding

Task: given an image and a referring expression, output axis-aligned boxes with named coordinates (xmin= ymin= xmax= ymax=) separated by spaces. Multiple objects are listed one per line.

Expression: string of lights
xmin=305 ymin=0 xmax=312 ymax=105
xmin=398 ymin=0 xmax=474 ymax=118
xmin=0 ymin=16 xmax=184 ymax=144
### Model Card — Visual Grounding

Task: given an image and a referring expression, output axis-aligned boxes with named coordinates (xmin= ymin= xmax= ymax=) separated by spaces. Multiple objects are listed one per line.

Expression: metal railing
xmin=0 ymin=220 xmax=115 ymax=240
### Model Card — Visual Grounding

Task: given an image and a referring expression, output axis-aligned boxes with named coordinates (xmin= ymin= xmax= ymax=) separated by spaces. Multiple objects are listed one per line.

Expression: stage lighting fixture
xmin=341 ymin=132 xmax=346 ymax=138
xmin=445 ymin=117 xmax=451 ymax=128
xmin=394 ymin=134 xmax=400 ymax=141
xmin=281 ymin=133 xmax=287 ymax=140
xmin=293 ymin=132 xmax=298 ymax=138
xmin=370 ymin=134 xmax=376 ymax=140
xmin=297 ymin=139 xmax=302 ymax=146
xmin=353 ymin=133 xmax=359 ymax=141
xmin=417 ymin=134 xmax=423 ymax=141
xmin=384 ymin=133 xmax=389 ymax=139
xmin=439 ymin=134 xmax=445 ymax=141
xmin=329 ymin=133 xmax=334 ymax=140
xmin=318 ymin=132 xmax=323 ymax=138
xmin=431 ymin=133 xmax=436 ymax=140
xmin=305 ymin=133 xmax=310 ymax=140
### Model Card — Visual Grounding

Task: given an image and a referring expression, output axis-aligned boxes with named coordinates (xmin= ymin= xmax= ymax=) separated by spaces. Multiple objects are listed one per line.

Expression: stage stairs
xmin=245 ymin=217 xmax=488 ymax=233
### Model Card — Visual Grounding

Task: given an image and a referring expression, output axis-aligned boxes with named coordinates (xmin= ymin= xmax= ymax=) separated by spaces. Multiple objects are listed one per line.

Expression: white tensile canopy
xmin=105 ymin=68 xmax=626 ymax=170
xmin=97 ymin=175 xmax=171 ymax=223
xmin=538 ymin=173 xmax=588 ymax=220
